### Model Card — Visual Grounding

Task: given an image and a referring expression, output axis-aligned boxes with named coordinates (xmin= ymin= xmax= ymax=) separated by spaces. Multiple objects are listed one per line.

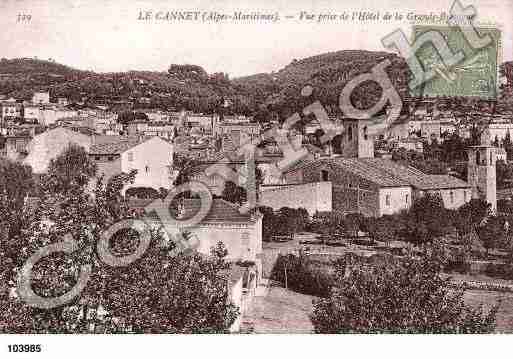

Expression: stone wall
xmin=259 ymin=182 xmax=332 ymax=215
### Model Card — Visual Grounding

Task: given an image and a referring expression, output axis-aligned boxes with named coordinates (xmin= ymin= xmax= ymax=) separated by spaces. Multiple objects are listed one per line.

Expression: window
xmin=107 ymin=156 xmax=114 ymax=161
xmin=464 ymin=190 xmax=468 ymax=202
xmin=476 ymin=151 xmax=480 ymax=165
xmin=405 ymin=194 xmax=409 ymax=204
xmin=145 ymin=165 xmax=150 ymax=173
xmin=321 ymin=170 xmax=329 ymax=181
xmin=385 ymin=194 xmax=390 ymax=206
xmin=363 ymin=126 xmax=368 ymax=140
xmin=347 ymin=125 xmax=353 ymax=141
xmin=128 ymin=152 xmax=133 ymax=161
xmin=94 ymin=156 xmax=100 ymax=161
xmin=450 ymin=191 xmax=454 ymax=204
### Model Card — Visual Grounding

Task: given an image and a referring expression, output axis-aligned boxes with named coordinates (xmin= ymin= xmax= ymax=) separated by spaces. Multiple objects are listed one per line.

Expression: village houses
xmin=89 ymin=136 xmax=174 ymax=192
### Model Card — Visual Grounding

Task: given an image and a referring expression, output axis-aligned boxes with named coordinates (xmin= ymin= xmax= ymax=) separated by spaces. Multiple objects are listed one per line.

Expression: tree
xmin=311 ymin=251 xmax=498 ymax=333
xmin=172 ymin=154 xmax=199 ymax=188
xmin=258 ymin=206 xmax=276 ymax=241
xmin=344 ymin=213 xmax=365 ymax=237
xmin=454 ymin=199 xmax=491 ymax=238
xmin=310 ymin=211 xmax=345 ymax=237
xmin=365 ymin=215 xmax=399 ymax=245
xmin=221 ymin=181 xmax=246 ymax=206
xmin=1 ymin=161 xmax=240 ymax=333
xmin=296 ymin=208 xmax=310 ymax=233
xmin=117 ymin=111 xmax=135 ymax=126
xmin=504 ymin=131 xmax=513 ymax=160
xmin=271 ymin=253 xmax=333 ymax=297
xmin=253 ymin=106 xmax=271 ymax=124
xmin=402 ymin=193 xmax=451 ymax=244
xmin=221 ymin=166 xmax=263 ymax=206
xmin=493 ymin=135 xmax=500 ymax=148
xmin=0 ymin=158 xmax=35 ymax=241
xmin=44 ymin=144 xmax=97 ymax=194
xmin=496 ymin=160 xmax=513 ymax=189
xmin=477 ymin=216 xmax=505 ymax=255
xmin=90 ymin=240 xmax=239 ymax=333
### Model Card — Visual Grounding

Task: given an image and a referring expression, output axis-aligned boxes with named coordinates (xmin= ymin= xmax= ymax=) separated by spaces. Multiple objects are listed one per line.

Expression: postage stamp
xmin=411 ymin=25 xmax=502 ymax=99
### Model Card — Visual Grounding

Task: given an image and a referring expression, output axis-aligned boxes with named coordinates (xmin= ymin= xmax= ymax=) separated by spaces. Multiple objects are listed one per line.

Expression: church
xmin=261 ymin=118 xmax=497 ymax=217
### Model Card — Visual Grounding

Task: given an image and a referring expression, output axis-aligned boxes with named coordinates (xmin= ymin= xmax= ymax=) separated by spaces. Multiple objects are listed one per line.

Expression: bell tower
xmin=467 ymin=145 xmax=497 ymax=213
xmin=340 ymin=119 xmax=374 ymax=158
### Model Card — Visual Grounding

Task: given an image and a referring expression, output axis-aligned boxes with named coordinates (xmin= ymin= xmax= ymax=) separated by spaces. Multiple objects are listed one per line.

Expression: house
xmin=23 ymin=104 xmax=41 ymax=123
xmin=419 ymin=120 xmax=456 ymax=142
xmin=265 ymin=117 xmax=476 ymax=216
xmin=32 ymin=91 xmax=50 ymax=104
xmin=0 ymin=135 xmax=32 ymax=161
xmin=189 ymin=147 xmax=287 ymax=196
xmin=22 ymin=127 xmax=92 ymax=174
xmin=24 ymin=104 xmax=79 ymax=126
xmin=1 ymin=98 xmax=22 ymax=122
xmin=177 ymin=198 xmax=262 ymax=270
xmin=126 ymin=120 xmax=149 ymax=136
xmin=282 ymin=157 xmax=471 ymax=216
xmin=215 ymin=122 xmax=261 ymax=152
xmin=144 ymin=122 xmax=175 ymax=140
xmin=185 ymin=113 xmax=215 ymax=130
xmin=89 ymin=136 xmax=174 ymax=192
xmin=395 ymin=137 xmax=424 ymax=153
xmin=482 ymin=123 xmax=513 ymax=143
xmin=130 ymin=196 xmax=263 ymax=333
xmin=81 ymin=112 xmax=120 ymax=134
xmin=57 ymin=97 xmax=69 ymax=106
xmin=189 ymin=155 xmax=244 ymax=196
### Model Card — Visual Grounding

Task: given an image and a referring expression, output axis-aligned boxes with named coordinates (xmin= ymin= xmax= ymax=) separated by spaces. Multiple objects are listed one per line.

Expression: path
xmin=241 ymin=280 xmax=317 ymax=334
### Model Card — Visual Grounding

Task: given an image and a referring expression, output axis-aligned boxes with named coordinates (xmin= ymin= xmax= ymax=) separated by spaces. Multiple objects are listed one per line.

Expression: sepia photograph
xmin=0 ymin=0 xmax=512 ymax=357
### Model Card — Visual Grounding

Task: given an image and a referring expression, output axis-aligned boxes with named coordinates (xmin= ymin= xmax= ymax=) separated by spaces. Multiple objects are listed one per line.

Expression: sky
xmin=0 ymin=0 xmax=511 ymax=77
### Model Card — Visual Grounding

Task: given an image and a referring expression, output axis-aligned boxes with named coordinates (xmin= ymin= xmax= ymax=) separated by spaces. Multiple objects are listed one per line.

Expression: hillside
xmin=0 ymin=58 xmax=92 ymax=99
xmin=234 ymin=50 xmax=410 ymax=116
xmin=0 ymin=53 xmax=510 ymax=118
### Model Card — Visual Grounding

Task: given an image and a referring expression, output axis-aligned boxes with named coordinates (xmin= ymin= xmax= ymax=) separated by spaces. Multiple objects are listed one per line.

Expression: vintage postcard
xmin=0 ymin=0 xmax=512 ymax=357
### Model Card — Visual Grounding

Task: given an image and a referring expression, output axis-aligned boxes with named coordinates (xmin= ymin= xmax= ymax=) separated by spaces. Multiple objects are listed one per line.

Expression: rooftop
xmin=138 ymin=198 xmax=257 ymax=225
xmin=287 ymin=157 xmax=469 ymax=190
xmin=89 ymin=137 xmax=142 ymax=155
xmin=180 ymin=198 xmax=256 ymax=224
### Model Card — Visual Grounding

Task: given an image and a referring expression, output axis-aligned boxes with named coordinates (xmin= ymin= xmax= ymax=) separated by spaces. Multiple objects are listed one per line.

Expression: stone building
xmin=282 ymin=157 xmax=470 ymax=217
xmin=467 ymin=145 xmax=497 ymax=212
xmin=269 ymin=118 xmax=476 ymax=217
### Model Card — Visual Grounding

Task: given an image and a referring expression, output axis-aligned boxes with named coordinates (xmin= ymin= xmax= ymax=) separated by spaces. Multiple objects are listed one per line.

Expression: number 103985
xmin=7 ymin=344 xmax=42 ymax=353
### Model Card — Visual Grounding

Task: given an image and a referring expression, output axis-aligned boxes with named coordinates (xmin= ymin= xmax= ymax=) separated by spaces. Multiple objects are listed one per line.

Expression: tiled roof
xmin=418 ymin=175 xmax=470 ymax=190
xmin=357 ymin=158 xmax=470 ymax=190
xmin=89 ymin=138 xmax=141 ymax=155
xmin=180 ymin=198 xmax=254 ymax=224
xmin=330 ymin=158 xmax=411 ymax=187
xmin=287 ymin=157 xmax=470 ymax=189
xmin=138 ymin=198 xmax=255 ymax=224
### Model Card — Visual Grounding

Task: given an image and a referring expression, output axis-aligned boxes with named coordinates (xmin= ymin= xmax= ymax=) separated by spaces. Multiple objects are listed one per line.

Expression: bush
xmin=484 ymin=262 xmax=513 ymax=280
xmin=260 ymin=207 xmax=310 ymax=241
xmin=271 ymin=254 xmax=333 ymax=297
xmin=311 ymin=250 xmax=498 ymax=333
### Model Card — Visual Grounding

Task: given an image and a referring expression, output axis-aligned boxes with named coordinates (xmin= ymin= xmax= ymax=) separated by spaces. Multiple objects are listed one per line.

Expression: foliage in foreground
xmin=271 ymin=253 xmax=333 ymax=297
xmin=0 ymin=146 xmax=239 ymax=334
xmin=311 ymin=251 xmax=498 ymax=334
